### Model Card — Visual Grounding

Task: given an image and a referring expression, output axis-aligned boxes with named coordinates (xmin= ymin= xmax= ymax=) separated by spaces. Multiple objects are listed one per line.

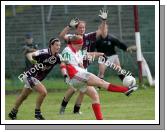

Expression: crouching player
xmin=8 ymin=38 xmax=67 ymax=120
xmin=60 ymin=35 xmax=138 ymax=120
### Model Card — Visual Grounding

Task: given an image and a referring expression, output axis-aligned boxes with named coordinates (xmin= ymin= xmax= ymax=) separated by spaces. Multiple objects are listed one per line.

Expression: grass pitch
xmin=5 ymin=83 xmax=155 ymax=120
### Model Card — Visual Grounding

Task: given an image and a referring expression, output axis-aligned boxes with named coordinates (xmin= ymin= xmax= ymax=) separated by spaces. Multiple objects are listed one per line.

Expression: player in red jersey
xmin=60 ymin=35 xmax=138 ymax=120
xmin=59 ymin=8 xmax=108 ymax=114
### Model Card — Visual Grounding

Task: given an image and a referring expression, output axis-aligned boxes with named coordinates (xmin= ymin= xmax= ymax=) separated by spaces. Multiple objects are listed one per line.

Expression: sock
xmin=10 ymin=108 xmax=18 ymax=115
xmin=61 ymin=97 xmax=68 ymax=107
xmin=35 ymin=109 xmax=41 ymax=115
xmin=92 ymin=103 xmax=103 ymax=120
xmin=118 ymin=74 xmax=125 ymax=81
xmin=73 ymin=104 xmax=81 ymax=113
xmin=107 ymin=84 xmax=128 ymax=93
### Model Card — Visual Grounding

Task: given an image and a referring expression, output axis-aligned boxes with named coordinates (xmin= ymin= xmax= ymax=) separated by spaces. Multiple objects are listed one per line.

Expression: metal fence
xmin=5 ymin=5 xmax=155 ymax=80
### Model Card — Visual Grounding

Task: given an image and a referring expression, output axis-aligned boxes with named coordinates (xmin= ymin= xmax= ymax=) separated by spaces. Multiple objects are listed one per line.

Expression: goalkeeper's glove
xmin=30 ymin=59 xmax=37 ymax=64
xmin=69 ymin=17 xmax=79 ymax=28
xmin=98 ymin=8 xmax=108 ymax=20
xmin=127 ymin=45 xmax=137 ymax=53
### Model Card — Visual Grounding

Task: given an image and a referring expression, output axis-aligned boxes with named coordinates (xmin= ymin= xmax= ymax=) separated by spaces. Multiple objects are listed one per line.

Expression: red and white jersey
xmin=61 ymin=45 xmax=87 ymax=79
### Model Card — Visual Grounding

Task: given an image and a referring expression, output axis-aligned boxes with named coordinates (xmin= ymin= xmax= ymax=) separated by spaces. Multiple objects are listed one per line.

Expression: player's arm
xmin=26 ymin=52 xmax=38 ymax=64
xmin=59 ymin=17 xmax=79 ymax=41
xmin=113 ymin=35 xmax=136 ymax=53
xmin=96 ymin=8 xmax=108 ymax=38
xmin=60 ymin=62 xmax=68 ymax=76
xmin=59 ymin=26 xmax=71 ymax=41
xmin=87 ymin=52 xmax=104 ymax=58
xmin=126 ymin=45 xmax=137 ymax=53
xmin=60 ymin=62 xmax=70 ymax=84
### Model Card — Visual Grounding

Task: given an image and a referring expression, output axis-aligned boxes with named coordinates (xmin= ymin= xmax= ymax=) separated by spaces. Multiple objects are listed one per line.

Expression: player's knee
xmin=94 ymin=93 xmax=99 ymax=100
xmin=40 ymin=90 xmax=47 ymax=97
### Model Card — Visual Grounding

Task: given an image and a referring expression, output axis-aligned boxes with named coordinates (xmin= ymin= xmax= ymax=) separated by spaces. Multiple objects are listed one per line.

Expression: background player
xmin=95 ymin=24 xmax=137 ymax=89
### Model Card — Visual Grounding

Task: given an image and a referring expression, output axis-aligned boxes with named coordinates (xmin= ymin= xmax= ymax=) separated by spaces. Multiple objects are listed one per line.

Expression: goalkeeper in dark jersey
xmin=96 ymin=24 xmax=136 ymax=84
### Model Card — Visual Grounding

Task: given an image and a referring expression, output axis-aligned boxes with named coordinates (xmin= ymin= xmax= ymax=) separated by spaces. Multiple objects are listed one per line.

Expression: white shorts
xmin=107 ymin=55 xmax=120 ymax=64
xmin=99 ymin=55 xmax=120 ymax=66
xmin=22 ymin=75 xmax=41 ymax=89
xmin=68 ymin=70 xmax=91 ymax=93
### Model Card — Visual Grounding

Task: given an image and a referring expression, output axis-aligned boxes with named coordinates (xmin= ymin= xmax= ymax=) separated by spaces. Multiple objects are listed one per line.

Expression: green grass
xmin=5 ymin=76 xmax=122 ymax=92
xmin=5 ymin=85 xmax=155 ymax=120
xmin=5 ymin=78 xmax=67 ymax=91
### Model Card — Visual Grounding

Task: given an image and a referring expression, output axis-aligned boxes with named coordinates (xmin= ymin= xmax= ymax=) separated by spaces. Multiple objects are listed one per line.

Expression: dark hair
xmin=49 ymin=38 xmax=60 ymax=47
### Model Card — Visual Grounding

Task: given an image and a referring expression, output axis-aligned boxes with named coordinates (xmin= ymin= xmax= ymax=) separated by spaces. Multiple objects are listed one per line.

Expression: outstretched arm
xmin=59 ymin=17 xmax=80 ymax=41
xmin=26 ymin=52 xmax=37 ymax=64
xmin=126 ymin=45 xmax=137 ymax=53
xmin=96 ymin=8 xmax=108 ymax=38
xmin=59 ymin=26 xmax=71 ymax=41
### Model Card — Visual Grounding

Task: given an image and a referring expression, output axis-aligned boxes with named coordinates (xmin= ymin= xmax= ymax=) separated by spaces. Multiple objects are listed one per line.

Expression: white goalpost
xmin=133 ymin=5 xmax=154 ymax=86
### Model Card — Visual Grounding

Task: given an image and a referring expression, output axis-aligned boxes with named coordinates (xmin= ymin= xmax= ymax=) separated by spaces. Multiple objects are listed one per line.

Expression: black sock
xmin=61 ymin=97 xmax=68 ymax=107
xmin=118 ymin=74 xmax=125 ymax=81
xmin=35 ymin=109 xmax=41 ymax=115
xmin=10 ymin=108 xmax=18 ymax=115
xmin=73 ymin=104 xmax=81 ymax=113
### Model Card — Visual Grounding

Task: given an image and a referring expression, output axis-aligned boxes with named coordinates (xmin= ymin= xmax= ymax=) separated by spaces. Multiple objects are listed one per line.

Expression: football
xmin=123 ymin=76 xmax=136 ymax=87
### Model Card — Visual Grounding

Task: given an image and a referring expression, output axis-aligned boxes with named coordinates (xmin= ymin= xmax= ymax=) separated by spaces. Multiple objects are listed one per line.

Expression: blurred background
xmin=5 ymin=5 xmax=155 ymax=91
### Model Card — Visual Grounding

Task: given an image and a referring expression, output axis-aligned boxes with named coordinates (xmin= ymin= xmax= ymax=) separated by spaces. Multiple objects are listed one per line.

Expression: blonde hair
xmin=70 ymin=35 xmax=82 ymax=42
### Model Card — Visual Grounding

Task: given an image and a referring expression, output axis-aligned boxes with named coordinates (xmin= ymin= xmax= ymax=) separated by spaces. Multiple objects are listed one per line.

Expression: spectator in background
xmin=22 ymin=32 xmax=38 ymax=69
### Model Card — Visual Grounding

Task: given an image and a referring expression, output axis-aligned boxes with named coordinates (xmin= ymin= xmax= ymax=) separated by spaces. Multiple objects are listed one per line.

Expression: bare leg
xmin=85 ymin=86 xmax=103 ymax=120
xmin=113 ymin=58 xmax=125 ymax=81
xmin=87 ymin=73 xmax=110 ymax=89
xmin=14 ymin=88 xmax=32 ymax=110
xmin=59 ymin=86 xmax=76 ymax=114
xmin=34 ymin=83 xmax=47 ymax=110
xmin=8 ymin=88 xmax=32 ymax=120
xmin=75 ymin=91 xmax=84 ymax=105
xmin=34 ymin=83 xmax=47 ymax=120
xmin=85 ymin=86 xmax=100 ymax=104
xmin=64 ymin=86 xmax=76 ymax=102
xmin=98 ymin=63 xmax=107 ymax=79
xmin=73 ymin=91 xmax=85 ymax=114
xmin=87 ymin=73 xmax=129 ymax=93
